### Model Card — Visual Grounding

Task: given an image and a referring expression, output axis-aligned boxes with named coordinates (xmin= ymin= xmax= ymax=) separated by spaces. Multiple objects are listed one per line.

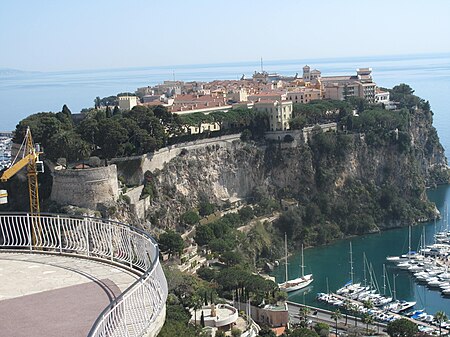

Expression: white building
xmin=375 ymin=90 xmax=390 ymax=105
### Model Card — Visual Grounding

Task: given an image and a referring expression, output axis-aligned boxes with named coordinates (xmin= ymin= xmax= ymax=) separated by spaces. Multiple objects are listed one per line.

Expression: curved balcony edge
xmin=0 ymin=212 xmax=168 ymax=337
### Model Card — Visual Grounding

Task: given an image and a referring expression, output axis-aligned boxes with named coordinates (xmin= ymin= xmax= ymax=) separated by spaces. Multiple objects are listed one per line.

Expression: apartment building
xmin=253 ymin=100 xmax=293 ymax=131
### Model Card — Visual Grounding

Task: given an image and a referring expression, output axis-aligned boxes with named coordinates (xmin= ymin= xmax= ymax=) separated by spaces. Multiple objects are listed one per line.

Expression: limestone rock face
xmin=145 ymin=108 xmax=447 ymax=230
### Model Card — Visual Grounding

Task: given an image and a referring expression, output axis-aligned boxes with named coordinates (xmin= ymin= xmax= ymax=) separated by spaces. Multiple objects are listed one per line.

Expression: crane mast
xmin=0 ymin=127 xmax=42 ymax=215
xmin=25 ymin=129 xmax=40 ymax=215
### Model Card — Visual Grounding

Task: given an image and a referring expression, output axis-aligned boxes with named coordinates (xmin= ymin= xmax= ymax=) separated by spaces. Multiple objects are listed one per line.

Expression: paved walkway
xmin=0 ymin=252 xmax=138 ymax=337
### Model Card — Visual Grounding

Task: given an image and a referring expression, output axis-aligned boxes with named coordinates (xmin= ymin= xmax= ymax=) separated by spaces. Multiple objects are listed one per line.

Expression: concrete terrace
xmin=0 ymin=252 xmax=138 ymax=337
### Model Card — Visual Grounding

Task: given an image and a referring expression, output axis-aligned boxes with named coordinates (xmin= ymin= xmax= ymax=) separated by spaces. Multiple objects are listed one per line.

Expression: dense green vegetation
xmin=386 ymin=318 xmax=418 ymax=337
xmin=158 ymin=268 xmax=214 ymax=337
xmin=13 ymin=103 xmax=268 ymax=163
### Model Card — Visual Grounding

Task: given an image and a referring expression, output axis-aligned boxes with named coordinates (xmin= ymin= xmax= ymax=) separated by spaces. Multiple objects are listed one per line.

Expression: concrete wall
xmin=50 ymin=165 xmax=119 ymax=209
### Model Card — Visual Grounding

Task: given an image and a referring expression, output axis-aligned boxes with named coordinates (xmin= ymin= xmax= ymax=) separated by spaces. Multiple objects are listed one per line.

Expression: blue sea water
xmin=1 ymin=53 xmax=450 ymax=154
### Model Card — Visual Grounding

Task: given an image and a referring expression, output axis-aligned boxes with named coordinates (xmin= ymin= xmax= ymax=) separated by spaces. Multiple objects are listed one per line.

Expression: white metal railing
xmin=0 ymin=213 xmax=168 ymax=337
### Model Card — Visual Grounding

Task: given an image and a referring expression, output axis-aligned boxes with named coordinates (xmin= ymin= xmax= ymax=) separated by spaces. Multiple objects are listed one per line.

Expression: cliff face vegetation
xmin=146 ymin=103 xmax=447 ymax=246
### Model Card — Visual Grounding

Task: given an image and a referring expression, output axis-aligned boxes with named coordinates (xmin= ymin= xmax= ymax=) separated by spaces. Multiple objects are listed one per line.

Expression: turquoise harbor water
xmin=2 ymin=53 xmax=450 ymax=313
xmin=274 ymin=185 xmax=450 ymax=315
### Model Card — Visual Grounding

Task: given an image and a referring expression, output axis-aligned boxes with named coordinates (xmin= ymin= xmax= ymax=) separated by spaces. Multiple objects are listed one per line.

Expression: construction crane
xmin=0 ymin=127 xmax=43 ymax=215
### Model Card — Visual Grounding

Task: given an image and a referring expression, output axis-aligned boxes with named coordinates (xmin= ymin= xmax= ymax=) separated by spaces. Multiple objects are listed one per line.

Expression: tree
xmin=314 ymin=322 xmax=329 ymax=337
xmin=299 ymin=306 xmax=311 ymax=327
xmin=288 ymin=327 xmax=319 ymax=337
xmin=231 ymin=327 xmax=242 ymax=337
xmin=220 ymin=251 xmax=242 ymax=266
xmin=190 ymin=294 xmax=202 ymax=326
xmin=197 ymin=266 xmax=216 ymax=281
xmin=240 ymin=129 xmax=252 ymax=142
xmin=434 ymin=311 xmax=448 ymax=337
xmin=94 ymin=96 xmax=101 ymax=109
xmin=331 ymin=309 xmax=342 ymax=337
xmin=258 ymin=327 xmax=276 ymax=337
xmin=158 ymin=230 xmax=184 ymax=257
xmin=199 ymin=200 xmax=215 ymax=217
xmin=343 ymin=299 xmax=351 ymax=325
xmin=194 ymin=225 xmax=215 ymax=246
xmin=215 ymin=331 xmax=226 ymax=337
xmin=351 ymin=304 xmax=359 ymax=327
xmin=361 ymin=313 xmax=373 ymax=335
xmin=386 ymin=318 xmax=418 ymax=337
xmin=200 ymin=310 xmax=205 ymax=327
xmin=105 ymin=106 xmax=112 ymax=118
xmin=181 ymin=210 xmax=200 ymax=226
xmin=238 ymin=206 xmax=254 ymax=222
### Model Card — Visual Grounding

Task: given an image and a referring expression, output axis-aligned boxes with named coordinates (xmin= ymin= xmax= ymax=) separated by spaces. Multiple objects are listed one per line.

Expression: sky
xmin=1 ymin=0 xmax=450 ymax=72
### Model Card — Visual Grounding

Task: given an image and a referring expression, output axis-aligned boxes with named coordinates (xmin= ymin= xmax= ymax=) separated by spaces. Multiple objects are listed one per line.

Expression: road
xmin=287 ymin=301 xmax=388 ymax=336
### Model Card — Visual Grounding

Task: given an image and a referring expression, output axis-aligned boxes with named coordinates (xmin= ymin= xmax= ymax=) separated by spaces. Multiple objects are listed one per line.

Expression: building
xmin=302 ymin=65 xmax=321 ymax=83
xmin=253 ymin=100 xmax=293 ymax=131
xmin=286 ymin=88 xmax=321 ymax=104
xmin=118 ymin=95 xmax=138 ymax=110
xmin=321 ymin=68 xmax=377 ymax=102
xmin=375 ymin=89 xmax=390 ymax=105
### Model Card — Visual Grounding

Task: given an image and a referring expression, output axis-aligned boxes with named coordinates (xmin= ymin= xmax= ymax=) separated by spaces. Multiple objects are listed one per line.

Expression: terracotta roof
xmin=272 ymin=326 xmax=286 ymax=336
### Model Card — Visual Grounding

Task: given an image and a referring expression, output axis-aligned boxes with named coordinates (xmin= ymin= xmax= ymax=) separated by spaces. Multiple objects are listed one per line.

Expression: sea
xmin=2 ymin=52 xmax=450 ymax=314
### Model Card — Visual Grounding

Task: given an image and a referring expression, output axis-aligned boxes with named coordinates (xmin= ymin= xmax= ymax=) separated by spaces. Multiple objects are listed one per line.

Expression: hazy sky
xmin=2 ymin=0 xmax=450 ymax=72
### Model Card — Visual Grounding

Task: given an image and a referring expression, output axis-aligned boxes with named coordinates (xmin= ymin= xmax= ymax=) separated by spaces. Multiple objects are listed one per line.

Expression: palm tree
xmin=191 ymin=294 xmax=203 ymax=326
xmin=343 ymin=299 xmax=351 ymax=325
xmin=362 ymin=313 xmax=374 ymax=335
xmin=434 ymin=310 xmax=448 ymax=337
xmin=351 ymin=304 xmax=359 ymax=327
xmin=331 ymin=309 xmax=343 ymax=336
xmin=299 ymin=305 xmax=311 ymax=326
xmin=363 ymin=299 xmax=373 ymax=311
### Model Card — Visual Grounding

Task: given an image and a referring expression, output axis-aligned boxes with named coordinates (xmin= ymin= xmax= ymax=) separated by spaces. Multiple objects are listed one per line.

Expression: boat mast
xmin=408 ymin=225 xmax=411 ymax=258
xmin=285 ymin=233 xmax=288 ymax=283
xmin=422 ymin=226 xmax=425 ymax=256
xmin=326 ymin=277 xmax=330 ymax=294
xmin=349 ymin=242 xmax=354 ymax=284
xmin=363 ymin=252 xmax=367 ymax=287
xmin=393 ymin=274 xmax=397 ymax=301
xmin=383 ymin=264 xmax=386 ymax=295
xmin=445 ymin=205 xmax=448 ymax=232
xmin=435 ymin=216 xmax=437 ymax=244
xmin=301 ymin=244 xmax=305 ymax=277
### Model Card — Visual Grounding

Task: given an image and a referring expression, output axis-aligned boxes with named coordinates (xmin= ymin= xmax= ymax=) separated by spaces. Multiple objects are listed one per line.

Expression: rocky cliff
xmin=145 ymin=107 xmax=447 ymax=238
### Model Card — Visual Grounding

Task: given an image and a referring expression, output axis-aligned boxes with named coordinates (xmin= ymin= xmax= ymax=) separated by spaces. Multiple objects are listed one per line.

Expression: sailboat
xmin=278 ymin=234 xmax=313 ymax=292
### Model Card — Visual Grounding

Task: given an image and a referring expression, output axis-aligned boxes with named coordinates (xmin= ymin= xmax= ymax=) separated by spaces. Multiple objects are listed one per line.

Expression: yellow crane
xmin=0 ymin=127 xmax=43 ymax=215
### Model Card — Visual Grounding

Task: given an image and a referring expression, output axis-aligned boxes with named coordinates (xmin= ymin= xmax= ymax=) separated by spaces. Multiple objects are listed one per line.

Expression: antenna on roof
xmin=260 ymin=57 xmax=264 ymax=72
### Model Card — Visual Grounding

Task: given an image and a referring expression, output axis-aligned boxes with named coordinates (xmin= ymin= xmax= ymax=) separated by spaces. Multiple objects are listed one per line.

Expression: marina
xmin=273 ymin=185 xmax=450 ymax=328
xmin=0 ymin=135 xmax=12 ymax=171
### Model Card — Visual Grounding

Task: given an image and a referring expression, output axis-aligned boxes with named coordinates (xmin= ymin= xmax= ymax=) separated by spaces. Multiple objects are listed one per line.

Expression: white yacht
xmin=278 ymin=237 xmax=313 ymax=292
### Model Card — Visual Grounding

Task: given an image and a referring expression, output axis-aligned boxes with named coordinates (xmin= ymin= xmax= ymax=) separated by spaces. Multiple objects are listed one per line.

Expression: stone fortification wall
xmin=50 ymin=165 xmax=119 ymax=209
xmin=124 ymin=186 xmax=150 ymax=220
xmin=112 ymin=134 xmax=241 ymax=186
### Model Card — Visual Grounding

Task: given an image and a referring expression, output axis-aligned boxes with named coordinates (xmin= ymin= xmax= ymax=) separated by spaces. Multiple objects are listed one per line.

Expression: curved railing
xmin=0 ymin=213 xmax=168 ymax=337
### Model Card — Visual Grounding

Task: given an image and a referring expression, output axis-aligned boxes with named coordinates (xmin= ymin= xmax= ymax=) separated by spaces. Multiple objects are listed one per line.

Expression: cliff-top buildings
xmin=130 ymin=65 xmax=389 ymax=133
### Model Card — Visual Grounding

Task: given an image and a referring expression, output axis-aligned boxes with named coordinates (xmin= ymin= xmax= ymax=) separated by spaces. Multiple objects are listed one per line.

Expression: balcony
xmin=0 ymin=213 xmax=168 ymax=337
